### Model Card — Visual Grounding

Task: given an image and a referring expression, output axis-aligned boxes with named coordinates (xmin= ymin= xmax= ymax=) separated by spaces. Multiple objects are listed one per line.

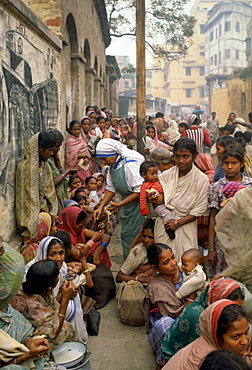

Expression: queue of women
xmin=1 ymin=107 xmax=252 ymax=369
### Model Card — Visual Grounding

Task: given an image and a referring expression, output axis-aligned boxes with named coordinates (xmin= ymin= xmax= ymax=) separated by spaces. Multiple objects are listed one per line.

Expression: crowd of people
xmin=1 ymin=106 xmax=252 ymax=369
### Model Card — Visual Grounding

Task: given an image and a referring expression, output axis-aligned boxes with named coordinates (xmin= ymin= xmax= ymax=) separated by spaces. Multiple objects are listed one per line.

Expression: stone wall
xmin=0 ymin=0 xmax=119 ymax=243
xmin=0 ymin=0 xmax=62 ymax=242
xmin=211 ymin=74 xmax=252 ymax=125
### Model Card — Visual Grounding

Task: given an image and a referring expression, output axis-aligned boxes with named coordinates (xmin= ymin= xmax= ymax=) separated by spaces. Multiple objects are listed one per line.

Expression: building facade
xmin=0 ymin=0 xmax=119 ymax=242
xmin=205 ymin=1 xmax=252 ymax=77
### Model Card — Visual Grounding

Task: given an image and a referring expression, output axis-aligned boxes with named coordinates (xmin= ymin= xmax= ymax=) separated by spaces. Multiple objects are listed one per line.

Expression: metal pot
xmin=52 ymin=342 xmax=87 ymax=369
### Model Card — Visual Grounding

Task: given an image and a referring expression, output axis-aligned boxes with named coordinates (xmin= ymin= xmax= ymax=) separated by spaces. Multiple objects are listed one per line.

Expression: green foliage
xmin=105 ymin=0 xmax=196 ymax=61
xmin=121 ymin=64 xmax=136 ymax=75
xmin=238 ymin=66 xmax=252 ymax=80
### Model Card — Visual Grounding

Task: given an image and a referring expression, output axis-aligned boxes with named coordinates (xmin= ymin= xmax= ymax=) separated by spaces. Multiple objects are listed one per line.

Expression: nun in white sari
xmin=25 ymin=236 xmax=88 ymax=343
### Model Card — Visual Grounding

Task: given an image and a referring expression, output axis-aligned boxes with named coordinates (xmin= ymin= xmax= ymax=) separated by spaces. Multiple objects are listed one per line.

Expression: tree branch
xmin=110 ymin=32 xmax=136 ymax=37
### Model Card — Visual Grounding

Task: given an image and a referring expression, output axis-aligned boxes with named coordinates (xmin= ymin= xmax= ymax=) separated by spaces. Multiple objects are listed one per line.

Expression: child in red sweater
xmin=139 ymin=161 xmax=175 ymax=239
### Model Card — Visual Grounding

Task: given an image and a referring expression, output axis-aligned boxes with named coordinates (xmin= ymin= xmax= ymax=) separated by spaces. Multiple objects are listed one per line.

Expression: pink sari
xmin=65 ymin=134 xmax=91 ymax=182
xmin=21 ymin=212 xmax=52 ymax=263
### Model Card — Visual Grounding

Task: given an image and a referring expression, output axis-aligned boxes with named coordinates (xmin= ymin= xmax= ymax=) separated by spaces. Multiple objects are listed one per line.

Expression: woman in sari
xmin=16 ymin=132 xmax=58 ymax=240
xmin=12 ymin=260 xmax=77 ymax=350
xmin=153 ymin=138 xmax=209 ymax=262
xmin=161 ymin=278 xmax=245 ymax=362
xmin=58 ymin=206 xmax=111 ymax=268
xmin=0 ymin=243 xmax=50 ymax=369
xmin=24 ymin=236 xmax=89 ymax=343
xmin=215 ymin=187 xmax=252 ymax=293
xmin=81 ymin=116 xmax=98 ymax=174
xmin=194 ymin=153 xmax=215 ymax=249
xmin=21 ymin=212 xmax=57 ymax=264
xmin=93 ymin=139 xmax=145 ymax=259
xmin=47 ymin=128 xmax=78 ymax=214
xmin=144 ymin=126 xmax=172 ymax=158
xmin=65 ymin=120 xmax=91 ymax=183
xmin=144 ymin=243 xmax=184 ymax=367
xmin=163 ymin=300 xmax=252 ymax=369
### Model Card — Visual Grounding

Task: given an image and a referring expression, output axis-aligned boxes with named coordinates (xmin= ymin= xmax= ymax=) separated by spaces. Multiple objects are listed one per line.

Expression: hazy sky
xmin=106 ymin=0 xmax=196 ymax=67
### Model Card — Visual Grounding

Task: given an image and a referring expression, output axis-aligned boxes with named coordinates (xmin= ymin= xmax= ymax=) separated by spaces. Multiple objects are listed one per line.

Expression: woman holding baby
xmin=153 ymin=138 xmax=209 ymax=262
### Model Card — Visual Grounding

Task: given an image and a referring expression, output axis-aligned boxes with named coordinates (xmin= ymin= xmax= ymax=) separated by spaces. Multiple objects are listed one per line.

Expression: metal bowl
xmin=52 ymin=341 xmax=87 ymax=368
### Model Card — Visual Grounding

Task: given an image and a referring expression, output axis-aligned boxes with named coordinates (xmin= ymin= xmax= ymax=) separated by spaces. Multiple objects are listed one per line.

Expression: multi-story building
xmin=205 ymin=1 xmax=252 ymax=77
xmin=148 ymin=0 xmax=220 ymax=117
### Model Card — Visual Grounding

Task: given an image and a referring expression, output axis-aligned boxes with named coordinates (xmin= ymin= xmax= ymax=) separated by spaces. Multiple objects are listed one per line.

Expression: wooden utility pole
xmin=136 ymin=0 xmax=146 ymax=155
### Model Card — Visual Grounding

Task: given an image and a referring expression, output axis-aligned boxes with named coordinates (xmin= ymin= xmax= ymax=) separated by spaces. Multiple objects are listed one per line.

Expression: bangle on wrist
xmin=174 ymin=220 xmax=178 ymax=226
xmin=59 ymin=313 xmax=65 ymax=318
xmin=100 ymin=242 xmax=108 ymax=249
xmin=208 ymin=248 xmax=215 ymax=251
xmin=135 ymin=276 xmax=138 ymax=281
xmin=84 ymin=269 xmax=90 ymax=273
xmin=86 ymin=240 xmax=95 ymax=248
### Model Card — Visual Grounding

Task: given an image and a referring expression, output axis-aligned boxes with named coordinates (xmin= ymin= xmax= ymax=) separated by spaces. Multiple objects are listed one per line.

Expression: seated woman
xmin=16 ymin=132 xmax=59 ymax=240
xmin=0 ymin=243 xmax=50 ymax=369
xmin=11 ymin=260 xmax=77 ymax=350
xmin=161 ymin=278 xmax=245 ymax=363
xmin=163 ymin=300 xmax=252 ymax=369
xmin=24 ymin=236 xmax=90 ymax=343
xmin=116 ymin=219 xmax=156 ymax=284
xmin=20 ymin=212 xmax=57 ymax=264
xmin=58 ymin=207 xmax=111 ymax=268
xmin=144 ymin=243 xmax=185 ymax=367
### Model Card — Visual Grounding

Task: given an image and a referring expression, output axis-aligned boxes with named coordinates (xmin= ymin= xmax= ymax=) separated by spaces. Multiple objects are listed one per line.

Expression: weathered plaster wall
xmin=0 ymin=0 xmax=62 ymax=241
xmin=22 ymin=0 xmax=111 ymax=121
xmin=211 ymin=75 xmax=252 ymax=125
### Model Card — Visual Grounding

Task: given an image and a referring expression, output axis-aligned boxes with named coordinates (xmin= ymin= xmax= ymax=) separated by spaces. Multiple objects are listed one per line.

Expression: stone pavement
xmin=88 ymin=223 xmax=156 ymax=370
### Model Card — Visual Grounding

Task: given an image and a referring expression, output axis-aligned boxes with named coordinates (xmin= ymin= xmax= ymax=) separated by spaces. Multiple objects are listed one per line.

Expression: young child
xmin=221 ymin=181 xmax=245 ymax=207
xmin=85 ymin=176 xmax=100 ymax=203
xmin=69 ymin=175 xmax=82 ymax=192
xmin=176 ymin=248 xmax=206 ymax=300
xmin=139 ymin=161 xmax=176 ymax=239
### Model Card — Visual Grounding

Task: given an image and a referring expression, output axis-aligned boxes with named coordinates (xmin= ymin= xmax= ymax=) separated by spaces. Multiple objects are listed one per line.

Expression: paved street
xmin=88 ymin=223 xmax=156 ymax=370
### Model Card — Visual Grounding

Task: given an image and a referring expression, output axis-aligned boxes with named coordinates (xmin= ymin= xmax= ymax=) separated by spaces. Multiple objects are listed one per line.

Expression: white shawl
xmin=154 ymin=165 xmax=209 ymax=262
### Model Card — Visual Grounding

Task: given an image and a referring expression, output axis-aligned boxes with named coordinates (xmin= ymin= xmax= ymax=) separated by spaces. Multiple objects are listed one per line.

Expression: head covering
xmin=16 ymin=133 xmax=58 ymax=239
xmin=86 ymin=111 xmax=96 ymax=117
xmin=25 ymin=236 xmax=63 ymax=270
xmin=222 ymin=181 xmax=245 ymax=199
xmin=187 ymin=114 xmax=198 ymax=127
xmin=92 ymin=172 xmax=105 ymax=194
xmin=100 ymin=111 xmax=106 ymax=118
xmin=58 ymin=207 xmax=85 ymax=245
xmin=101 ymin=165 xmax=109 ymax=175
xmin=96 ymin=138 xmax=144 ymax=162
xmin=161 ymin=278 xmax=243 ymax=362
xmin=150 ymin=126 xmax=172 ymax=150
xmin=24 ymin=236 xmax=67 ymax=294
xmin=81 ymin=116 xmax=91 ymax=124
xmin=161 ymin=131 xmax=169 ymax=141
xmin=194 ymin=153 xmax=215 ymax=183
xmin=166 ymin=120 xmax=180 ymax=143
xmin=163 ymin=300 xmax=238 ymax=370
xmin=0 ymin=242 xmax=25 ymax=310
xmin=235 ymin=117 xmax=245 ymax=124
xmin=208 ymin=278 xmax=240 ymax=305
xmin=21 ymin=212 xmax=53 ymax=263
xmin=64 ymin=199 xmax=80 ymax=208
